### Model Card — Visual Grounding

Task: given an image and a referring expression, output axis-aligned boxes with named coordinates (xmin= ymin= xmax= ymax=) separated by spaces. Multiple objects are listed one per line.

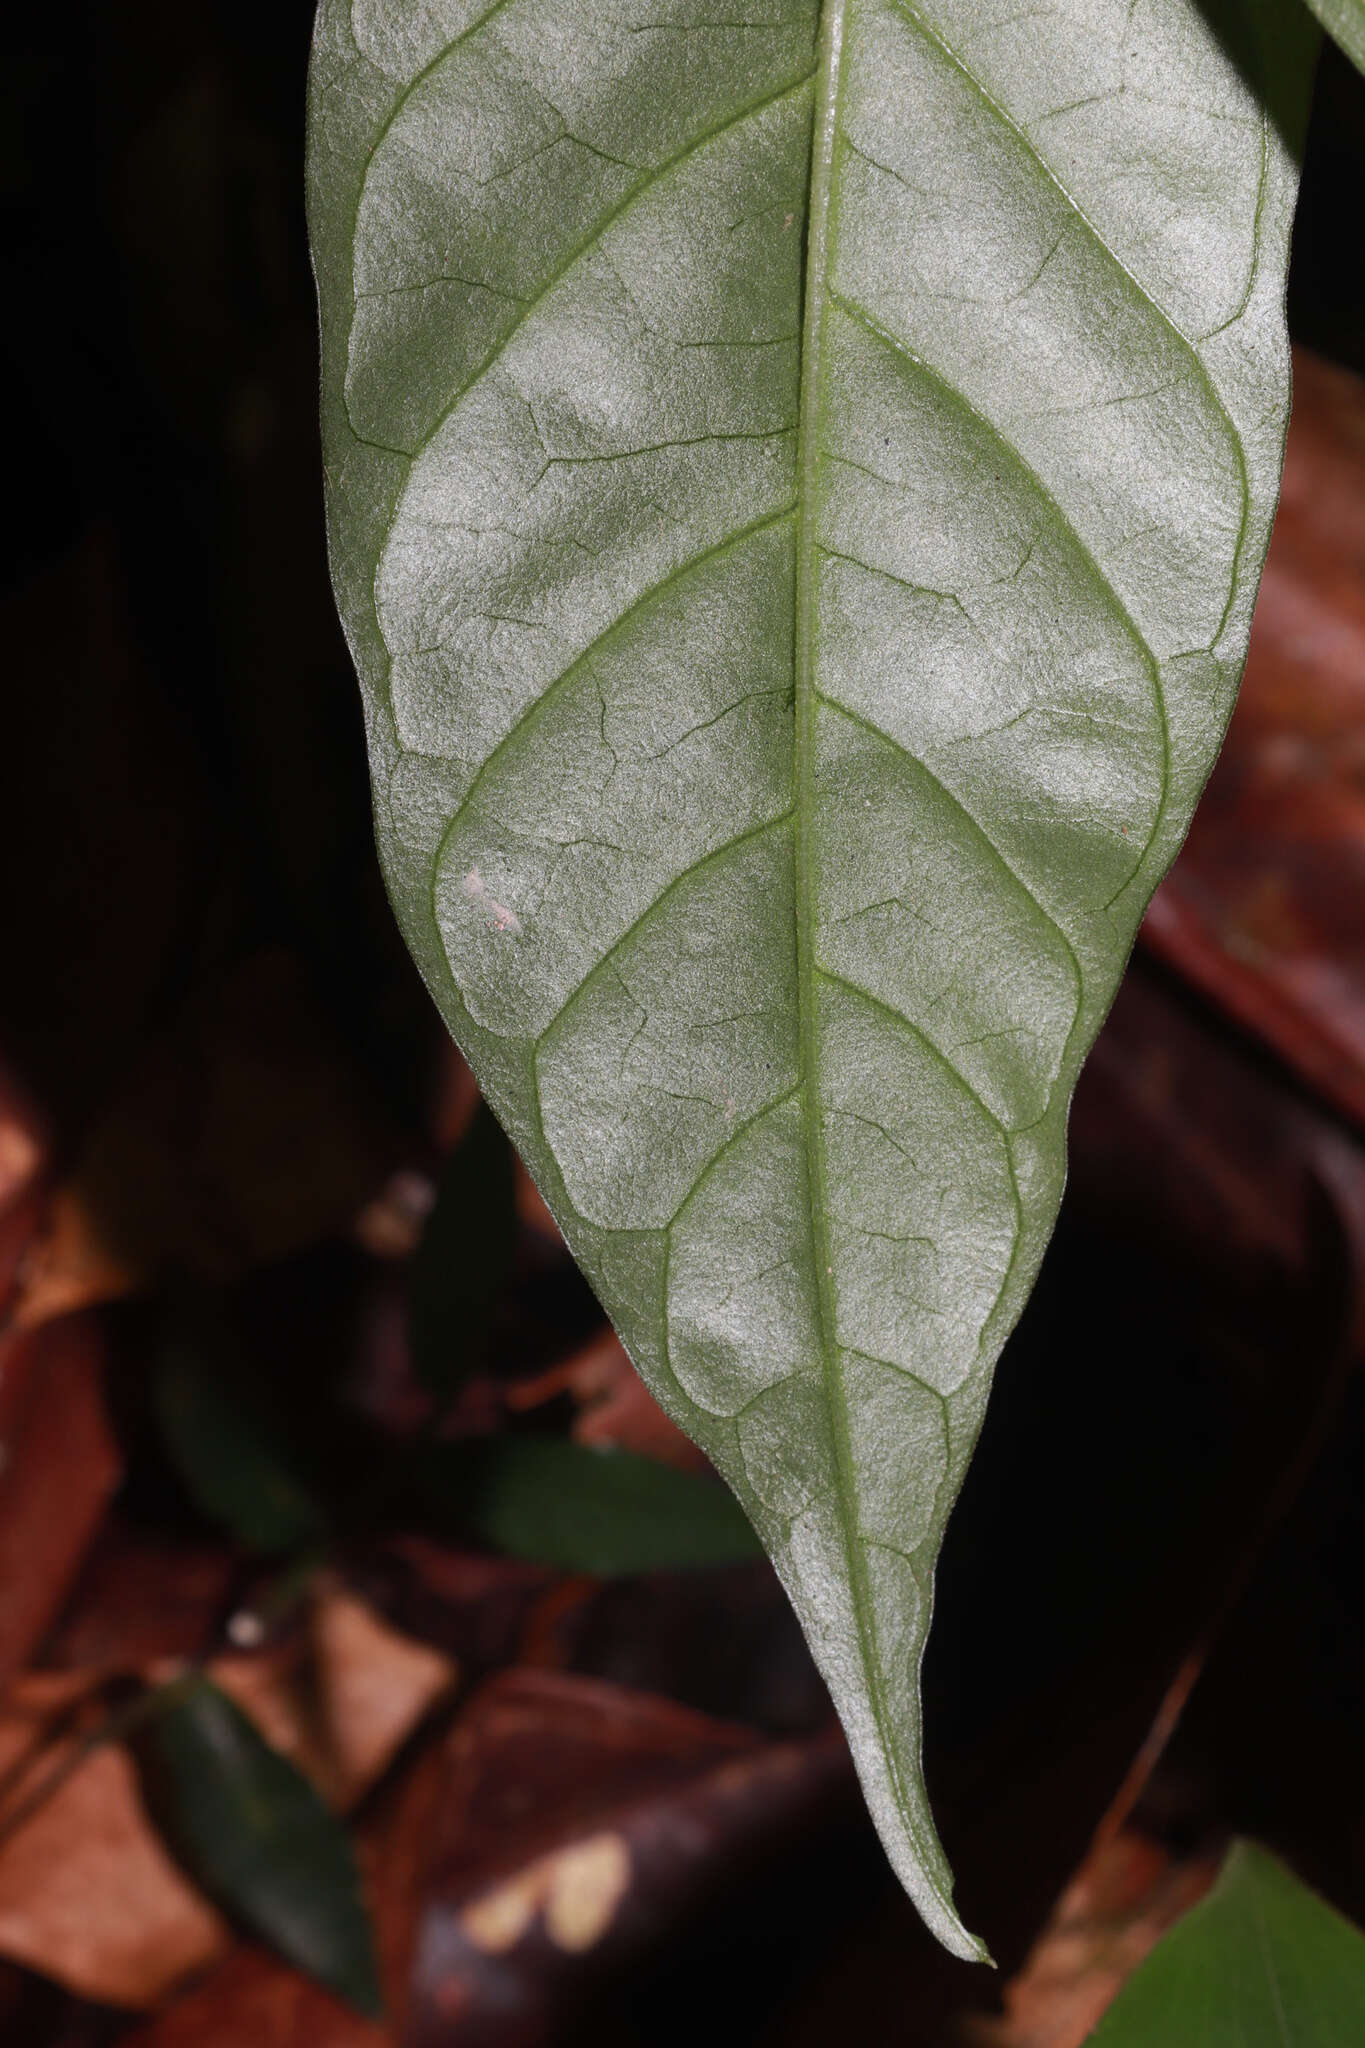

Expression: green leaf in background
xmin=309 ymin=0 xmax=1317 ymax=1957
xmin=136 ymin=1677 xmax=383 ymax=2017
xmin=153 ymin=1318 xmax=327 ymax=1555
xmin=413 ymin=1435 xmax=764 ymax=1572
xmin=1087 ymin=1840 xmax=1365 ymax=2045
xmin=408 ymin=1097 xmax=516 ymax=1398
xmin=1300 ymin=0 xmax=1365 ymax=73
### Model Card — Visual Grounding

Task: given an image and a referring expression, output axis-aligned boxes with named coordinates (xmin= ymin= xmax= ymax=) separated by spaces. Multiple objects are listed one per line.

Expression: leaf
xmin=1086 ymin=1840 xmax=1365 ymax=2044
xmin=1299 ymin=0 xmax=1365 ymax=72
xmin=153 ymin=1316 xmax=328 ymax=1555
xmin=308 ymin=0 xmax=1317 ymax=1958
xmin=412 ymin=1435 xmax=764 ymax=1572
xmin=408 ymin=1098 xmax=516 ymax=1397
xmin=135 ymin=1677 xmax=383 ymax=2017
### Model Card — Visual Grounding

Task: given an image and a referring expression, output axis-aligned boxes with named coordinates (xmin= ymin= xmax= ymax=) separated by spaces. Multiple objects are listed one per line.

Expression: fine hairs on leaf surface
xmin=308 ymin=0 xmax=1318 ymax=1959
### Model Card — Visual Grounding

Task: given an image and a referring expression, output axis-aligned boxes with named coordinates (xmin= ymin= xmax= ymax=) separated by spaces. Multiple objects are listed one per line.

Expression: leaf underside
xmin=308 ymin=0 xmax=1314 ymax=1957
xmin=1300 ymin=0 xmax=1365 ymax=73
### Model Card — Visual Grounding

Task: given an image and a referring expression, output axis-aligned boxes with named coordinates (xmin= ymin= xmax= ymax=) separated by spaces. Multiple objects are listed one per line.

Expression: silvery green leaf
xmin=1299 ymin=0 xmax=1364 ymax=73
xmin=308 ymin=0 xmax=1316 ymax=1958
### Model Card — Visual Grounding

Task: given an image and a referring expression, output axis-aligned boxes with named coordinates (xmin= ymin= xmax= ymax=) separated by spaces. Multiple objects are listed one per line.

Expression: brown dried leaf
xmin=119 ymin=1731 xmax=447 ymax=2048
xmin=204 ymin=1590 xmax=456 ymax=1811
xmin=410 ymin=1669 xmax=850 ymax=2046
xmin=5 ymin=1186 xmax=135 ymax=1332
xmin=506 ymin=1330 xmax=707 ymax=1472
xmin=0 ymin=1064 xmax=45 ymax=1215
xmin=0 ymin=1314 xmax=122 ymax=1686
xmin=967 ymin=1832 xmax=1218 ymax=2048
xmin=0 ymin=1591 xmax=455 ymax=2008
xmin=0 ymin=1053 xmax=129 ymax=1337
xmin=1146 ymin=349 xmax=1365 ymax=1127
xmin=43 ymin=1530 xmax=238 ymax=1674
xmin=0 ymin=1681 xmax=229 ymax=2007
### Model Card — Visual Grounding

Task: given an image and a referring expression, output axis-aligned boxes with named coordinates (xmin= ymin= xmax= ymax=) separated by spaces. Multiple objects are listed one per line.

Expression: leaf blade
xmin=136 ymin=1677 xmax=382 ymax=2016
xmin=1087 ymin=1841 xmax=1365 ymax=2045
xmin=1300 ymin=0 xmax=1364 ymax=73
xmin=309 ymin=0 xmax=1317 ymax=1958
xmin=412 ymin=1436 xmax=765 ymax=1573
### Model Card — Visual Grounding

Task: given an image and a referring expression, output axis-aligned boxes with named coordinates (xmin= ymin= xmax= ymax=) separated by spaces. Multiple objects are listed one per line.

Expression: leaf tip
xmin=936 ymin=1912 xmax=994 ymax=1969
xmin=896 ymin=1850 xmax=993 ymax=1966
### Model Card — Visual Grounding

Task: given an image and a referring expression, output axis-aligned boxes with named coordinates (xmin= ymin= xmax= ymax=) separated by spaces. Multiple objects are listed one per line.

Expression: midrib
xmin=793 ymin=0 xmax=843 ymax=1328
xmin=793 ymin=0 xmax=872 ymax=1718
xmin=793 ymin=0 xmax=941 ymax=1895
